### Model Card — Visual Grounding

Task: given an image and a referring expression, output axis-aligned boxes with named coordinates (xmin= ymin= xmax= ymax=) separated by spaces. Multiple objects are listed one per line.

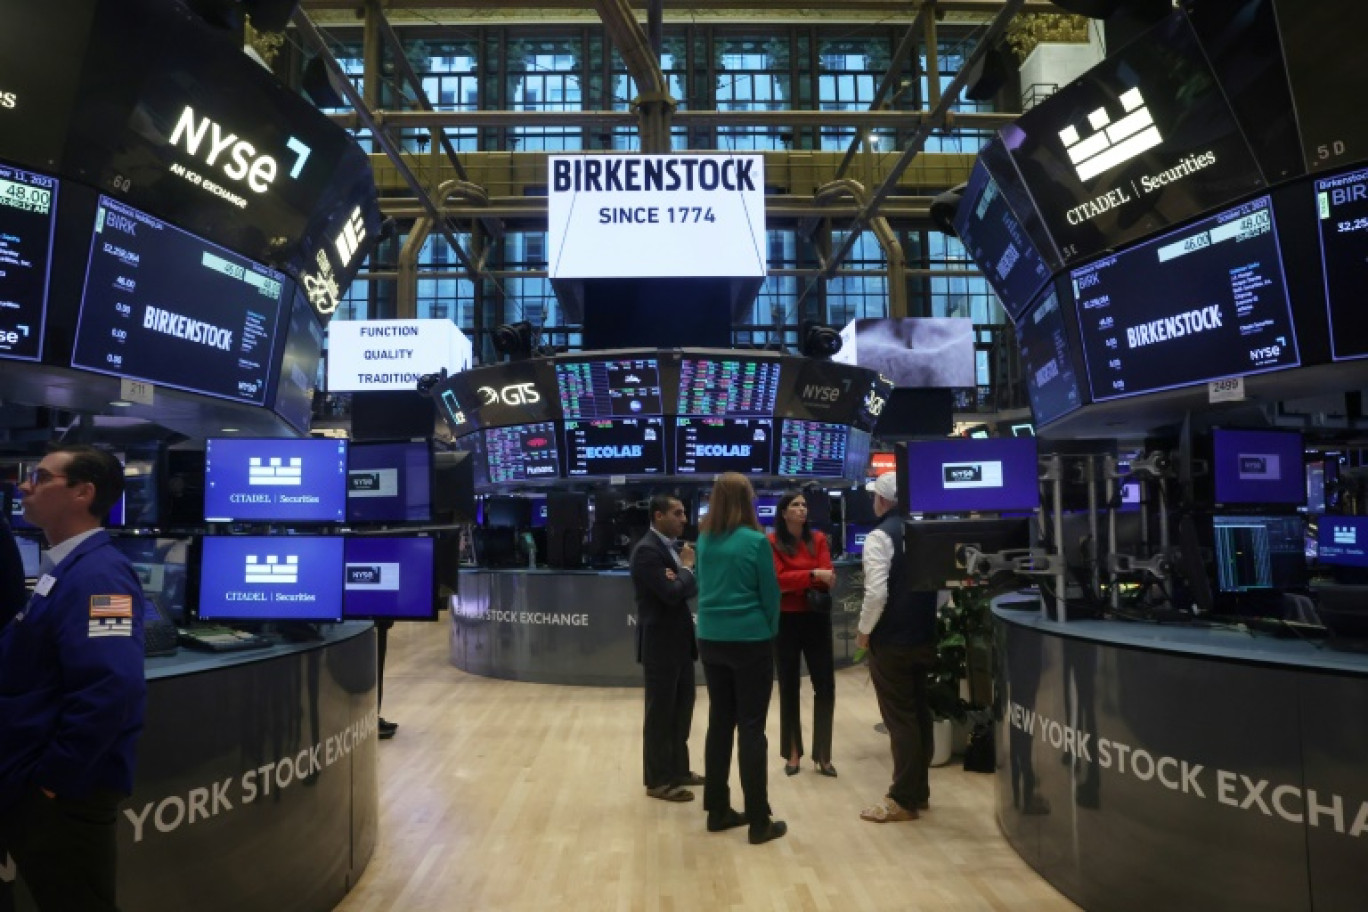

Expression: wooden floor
xmin=336 ymin=621 xmax=1079 ymax=912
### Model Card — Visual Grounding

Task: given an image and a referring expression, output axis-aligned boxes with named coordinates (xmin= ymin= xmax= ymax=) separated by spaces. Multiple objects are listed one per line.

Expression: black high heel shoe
xmin=784 ymin=762 xmax=800 ymax=776
xmin=816 ymin=761 xmax=838 ymax=778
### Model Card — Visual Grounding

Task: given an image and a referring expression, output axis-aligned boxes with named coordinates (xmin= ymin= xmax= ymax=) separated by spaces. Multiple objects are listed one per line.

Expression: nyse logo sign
xmin=1059 ymin=87 xmax=1162 ymax=183
xmin=245 ymin=554 xmax=299 ymax=584
xmin=1237 ymin=454 xmax=1280 ymax=481
xmin=348 ymin=468 xmax=397 ymax=498
xmin=479 ymin=383 xmax=541 ymax=407
xmin=942 ymin=461 xmax=1005 ymax=489
xmin=168 ymin=105 xmax=312 ymax=194
xmin=345 ymin=562 xmax=401 ymax=591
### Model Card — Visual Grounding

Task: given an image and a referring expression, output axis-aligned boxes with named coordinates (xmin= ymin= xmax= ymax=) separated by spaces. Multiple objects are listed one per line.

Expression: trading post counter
xmin=6 ymin=623 xmax=381 ymax=912
xmin=993 ymin=602 xmax=1368 ymax=912
xmin=451 ymin=562 xmax=867 ymax=686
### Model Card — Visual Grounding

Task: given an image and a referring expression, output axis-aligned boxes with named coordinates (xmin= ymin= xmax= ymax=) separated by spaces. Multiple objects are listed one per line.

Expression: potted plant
xmin=927 ymin=587 xmax=994 ymax=764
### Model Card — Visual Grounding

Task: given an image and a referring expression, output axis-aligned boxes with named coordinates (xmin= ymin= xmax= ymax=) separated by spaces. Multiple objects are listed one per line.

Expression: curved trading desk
xmin=85 ymin=623 xmax=378 ymax=912
xmin=450 ymin=562 xmax=865 ymax=686
xmin=994 ymin=602 xmax=1368 ymax=912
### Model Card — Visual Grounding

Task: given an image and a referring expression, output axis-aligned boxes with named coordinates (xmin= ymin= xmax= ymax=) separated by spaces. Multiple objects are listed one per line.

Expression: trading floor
xmin=339 ymin=620 xmax=1076 ymax=912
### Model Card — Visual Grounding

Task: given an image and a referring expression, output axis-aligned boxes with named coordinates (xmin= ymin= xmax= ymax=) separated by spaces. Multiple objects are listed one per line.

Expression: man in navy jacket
xmin=631 ymin=494 xmax=701 ymax=802
xmin=0 ymin=445 xmax=147 ymax=911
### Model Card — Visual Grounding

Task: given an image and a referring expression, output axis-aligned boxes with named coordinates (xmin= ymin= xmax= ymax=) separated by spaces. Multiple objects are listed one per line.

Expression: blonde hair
xmin=700 ymin=472 xmax=760 ymax=536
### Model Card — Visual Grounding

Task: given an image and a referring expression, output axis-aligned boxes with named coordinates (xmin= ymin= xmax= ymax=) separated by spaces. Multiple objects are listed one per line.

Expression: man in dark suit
xmin=631 ymin=494 xmax=701 ymax=802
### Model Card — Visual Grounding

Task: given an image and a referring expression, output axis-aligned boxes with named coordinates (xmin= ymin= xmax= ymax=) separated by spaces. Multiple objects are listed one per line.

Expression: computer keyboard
xmin=178 ymin=626 xmax=273 ymax=653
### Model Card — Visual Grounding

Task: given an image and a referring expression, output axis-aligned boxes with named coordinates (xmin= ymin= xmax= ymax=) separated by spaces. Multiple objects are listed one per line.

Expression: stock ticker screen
xmin=563 ymin=417 xmax=667 ymax=477
xmin=556 ymin=355 xmax=663 ymax=418
xmin=953 ymin=151 xmax=1052 ymax=322
xmin=777 ymin=420 xmax=849 ymax=478
xmin=674 ymin=417 xmax=773 ymax=475
xmin=483 ymin=422 xmax=560 ymax=484
xmin=72 ymin=196 xmax=287 ymax=404
xmin=0 ymin=162 xmax=56 ymax=361
xmin=677 ymin=357 xmax=782 ymax=417
xmin=1017 ymin=287 xmax=1084 ymax=426
xmin=1072 ymin=196 xmax=1298 ymax=402
xmin=1314 ymin=166 xmax=1368 ymax=361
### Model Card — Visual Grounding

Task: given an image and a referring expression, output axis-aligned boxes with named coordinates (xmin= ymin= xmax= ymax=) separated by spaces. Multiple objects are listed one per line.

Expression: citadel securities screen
xmin=197 ymin=536 xmax=344 ymax=622
xmin=903 ymin=437 xmax=1040 ymax=514
xmin=1072 ymin=196 xmax=1298 ymax=401
xmin=674 ymin=417 xmax=773 ymax=475
xmin=343 ymin=536 xmax=436 ymax=621
xmin=1318 ymin=516 xmax=1368 ymax=568
xmin=953 ymin=151 xmax=1052 ymax=321
xmin=203 ymin=437 xmax=348 ymax=523
xmin=1314 ymin=166 xmax=1368 ymax=361
xmin=0 ymin=162 xmax=57 ymax=361
xmin=1017 ymin=287 xmax=1084 ymax=426
xmin=547 ymin=154 xmax=767 ymax=279
xmin=72 ymin=197 xmax=287 ymax=404
xmin=563 ymin=417 xmax=666 ymax=477
xmin=1000 ymin=10 xmax=1263 ymax=266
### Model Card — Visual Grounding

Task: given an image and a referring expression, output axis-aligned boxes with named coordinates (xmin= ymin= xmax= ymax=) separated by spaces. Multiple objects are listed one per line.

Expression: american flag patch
xmin=89 ymin=595 xmax=134 ymax=638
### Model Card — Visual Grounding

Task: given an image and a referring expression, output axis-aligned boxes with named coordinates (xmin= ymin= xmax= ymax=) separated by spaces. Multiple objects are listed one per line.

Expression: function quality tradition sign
xmin=326 ymin=318 xmax=473 ymax=392
xmin=547 ymin=154 xmax=767 ymax=279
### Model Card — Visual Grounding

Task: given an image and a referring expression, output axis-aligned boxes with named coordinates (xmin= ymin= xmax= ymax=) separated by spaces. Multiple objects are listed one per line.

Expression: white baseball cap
xmin=866 ymin=472 xmax=897 ymax=502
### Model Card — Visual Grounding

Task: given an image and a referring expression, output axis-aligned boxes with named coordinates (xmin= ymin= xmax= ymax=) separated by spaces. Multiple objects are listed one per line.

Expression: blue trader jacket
xmin=0 ymin=530 xmax=147 ymax=813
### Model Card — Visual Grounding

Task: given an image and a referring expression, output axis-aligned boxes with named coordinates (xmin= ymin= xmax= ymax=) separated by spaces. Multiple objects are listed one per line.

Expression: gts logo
xmin=0 ymin=91 xmax=16 ymax=110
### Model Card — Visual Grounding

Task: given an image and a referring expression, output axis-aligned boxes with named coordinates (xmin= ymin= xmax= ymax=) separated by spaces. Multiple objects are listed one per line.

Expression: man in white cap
xmin=856 ymin=470 xmax=937 ymax=823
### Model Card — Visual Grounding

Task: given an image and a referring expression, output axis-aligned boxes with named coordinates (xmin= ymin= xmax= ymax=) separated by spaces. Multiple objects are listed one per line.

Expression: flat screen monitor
xmin=903 ymin=518 xmax=1033 ymax=591
xmin=1314 ymin=166 xmax=1368 ymax=361
xmin=902 ymin=438 xmax=1040 ymax=514
xmin=14 ymin=534 xmax=41 ymax=579
xmin=1072 ymin=195 xmax=1298 ymax=401
xmin=999 ymin=11 xmax=1264 ymax=267
xmin=527 ymin=495 xmax=549 ymax=528
xmin=673 ymin=417 xmax=773 ymax=475
xmin=844 ymin=522 xmax=874 ymax=556
xmin=777 ymin=420 xmax=849 ymax=478
xmin=108 ymin=536 xmax=193 ymax=626
xmin=271 ymin=290 xmax=323 ymax=434
xmin=562 ymin=417 xmax=667 ymax=477
xmin=755 ymin=493 xmax=780 ymax=528
xmin=72 ymin=196 xmax=289 ymax=405
xmin=1306 ymin=459 xmax=1328 ymax=516
xmin=1317 ymin=516 xmax=1368 ymax=569
xmin=346 ymin=440 xmax=432 ymax=524
xmin=483 ymin=495 xmax=532 ymax=529
xmin=481 ymin=422 xmax=561 ymax=485
xmin=160 ymin=448 xmax=206 ymax=529
xmin=844 ymin=429 xmax=872 ymax=483
xmin=203 ymin=437 xmax=348 ymax=523
xmin=6 ymin=484 xmax=38 ymax=532
xmin=1211 ymin=514 xmax=1308 ymax=594
xmin=556 ymin=354 xmax=663 ymax=419
xmin=342 ymin=536 xmax=436 ymax=621
xmin=953 ymin=150 xmax=1052 ymax=321
xmin=0 ymin=161 xmax=57 ymax=361
xmin=1274 ymin=0 xmax=1368 ymax=174
xmin=676 ymin=357 xmax=783 ymax=417
xmin=1017 ymin=286 xmax=1084 ymax=426
xmin=1211 ymin=428 xmax=1305 ymax=509
xmin=197 ymin=535 xmax=343 ymax=622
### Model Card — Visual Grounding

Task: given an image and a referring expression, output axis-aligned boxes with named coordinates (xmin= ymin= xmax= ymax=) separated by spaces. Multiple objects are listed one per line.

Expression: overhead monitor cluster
xmin=430 ymin=349 xmax=890 ymax=488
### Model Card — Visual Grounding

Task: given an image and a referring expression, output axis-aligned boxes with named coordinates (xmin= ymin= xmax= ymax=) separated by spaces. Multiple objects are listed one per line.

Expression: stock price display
xmin=483 ymin=422 xmax=560 ymax=484
xmin=0 ymin=163 xmax=57 ymax=361
xmin=674 ymin=417 xmax=773 ymax=475
xmin=71 ymin=197 xmax=286 ymax=404
xmin=777 ymin=420 xmax=848 ymax=477
xmin=1017 ymin=288 xmax=1083 ymax=425
xmin=1071 ymin=196 xmax=1298 ymax=401
xmin=677 ymin=358 xmax=782 ymax=417
xmin=1315 ymin=166 xmax=1368 ymax=360
xmin=556 ymin=356 xmax=663 ymax=419
xmin=953 ymin=155 xmax=1051 ymax=321
xmin=563 ymin=417 xmax=666 ymax=476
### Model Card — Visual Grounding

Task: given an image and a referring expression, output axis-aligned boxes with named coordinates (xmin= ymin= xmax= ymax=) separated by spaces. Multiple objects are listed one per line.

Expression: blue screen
xmin=198 ymin=536 xmax=343 ymax=622
xmin=903 ymin=438 xmax=1040 ymax=514
xmin=14 ymin=534 xmax=41 ymax=579
xmin=1212 ymin=428 xmax=1305 ymax=507
xmin=346 ymin=441 xmax=431 ymax=523
xmin=342 ymin=537 xmax=436 ymax=620
xmin=1318 ymin=517 xmax=1368 ymax=569
xmin=528 ymin=496 xmax=549 ymax=528
xmin=844 ymin=523 xmax=874 ymax=556
xmin=204 ymin=437 xmax=348 ymax=523
xmin=755 ymin=494 xmax=780 ymax=528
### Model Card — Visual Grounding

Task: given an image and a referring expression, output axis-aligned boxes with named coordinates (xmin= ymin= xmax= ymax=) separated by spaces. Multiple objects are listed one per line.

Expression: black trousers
xmin=641 ymin=657 xmax=696 ymax=789
xmin=0 ymin=788 xmax=123 ymax=912
xmin=698 ymin=639 xmax=774 ymax=825
xmin=775 ymin=610 xmax=835 ymax=764
xmin=867 ymin=642 xmax=936 ymax=811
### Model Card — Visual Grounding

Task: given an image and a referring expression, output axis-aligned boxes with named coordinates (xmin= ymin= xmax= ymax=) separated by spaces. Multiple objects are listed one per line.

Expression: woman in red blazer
xmin=768 ymin=490 xmax=837 ymax=777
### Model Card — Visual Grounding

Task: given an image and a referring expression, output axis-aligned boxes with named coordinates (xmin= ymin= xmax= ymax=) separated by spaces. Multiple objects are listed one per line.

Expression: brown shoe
xmin=860 ymin=798 xmax=918 ymax=823
xmin=646 ymin=785 xmax=694 ymax=802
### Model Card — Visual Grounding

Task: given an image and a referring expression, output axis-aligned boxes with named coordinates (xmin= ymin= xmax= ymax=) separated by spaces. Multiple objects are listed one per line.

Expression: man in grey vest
xmin=855 ymin=472 xmax=937 ymax=823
